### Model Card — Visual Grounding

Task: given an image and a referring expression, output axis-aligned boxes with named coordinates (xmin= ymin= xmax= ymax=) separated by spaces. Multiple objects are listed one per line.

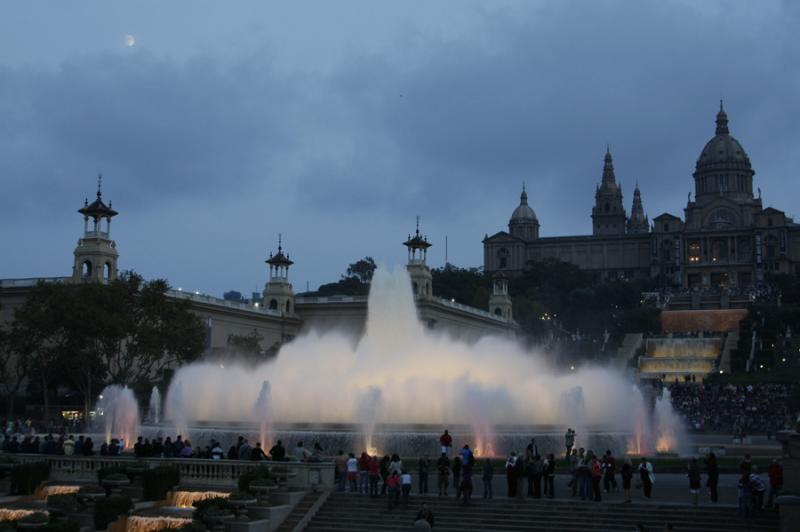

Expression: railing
xmin=434 ymin=297 xmax=506 ymax=322
xmin=10 ymin=454 xmax=335 ymax=489
xmin=166 ymin=290 xmax=284 ymax=317
xmin=84 ymin=231 xmax=109 ymax=239
xmin=295 ymin=295 xmax=368 ymax=304
xmin=0 ymin=277 xmax=68 ymax=288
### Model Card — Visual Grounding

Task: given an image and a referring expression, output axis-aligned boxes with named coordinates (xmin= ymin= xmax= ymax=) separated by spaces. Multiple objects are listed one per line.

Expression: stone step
xmin=306 ymin=494 xmax=778 ymax=532
xmin=274 ymin=492 xmax=320 ymax=532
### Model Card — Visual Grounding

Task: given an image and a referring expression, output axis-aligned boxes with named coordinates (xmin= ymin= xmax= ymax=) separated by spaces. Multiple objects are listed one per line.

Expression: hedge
xmin=9 ymin=461 xmax=50 ymax=495
xmin=237 ymin=466 xmax=271 ymax=493
xmin=142 ymin=466 xmax=180 ymax=501
xmin=93 ymin=495 xmax=133 ymax=531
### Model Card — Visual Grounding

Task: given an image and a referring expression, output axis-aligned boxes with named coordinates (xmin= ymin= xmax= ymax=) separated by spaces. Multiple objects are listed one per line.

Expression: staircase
xmin=304 ymin=492 xmax=779 ymax=532
xmin=275 ymin=491 xmax=327 ymax=532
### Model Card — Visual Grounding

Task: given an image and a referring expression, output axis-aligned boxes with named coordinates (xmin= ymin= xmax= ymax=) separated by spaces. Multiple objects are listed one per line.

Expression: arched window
xmin=82 ymin=260 xmax=92 ymax=278
xmin=425 ymin=282 xmax=430 ymax=295
xmin=494 ymin=308 xmax=502 ymax=316
xmin=269 ymin=299 xmax=278 ymax=310
xmin=285 ymin=300 xmax=291 ymax=313
xmin=604 ymin=202 xmax=610 ymax=213
xmin=412 ymin=281 xmax=418 ymax=294
xmin=103 ymin=262 xmax=112 ymax=280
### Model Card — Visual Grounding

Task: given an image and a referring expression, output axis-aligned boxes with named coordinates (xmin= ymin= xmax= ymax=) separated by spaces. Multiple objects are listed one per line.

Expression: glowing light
xmin=125 ymin=34 xmax=135 ymax=47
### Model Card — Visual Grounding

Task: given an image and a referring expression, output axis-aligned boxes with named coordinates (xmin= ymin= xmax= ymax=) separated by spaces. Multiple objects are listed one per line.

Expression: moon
xmin=125 ymin=34 xmax=135 ymax=47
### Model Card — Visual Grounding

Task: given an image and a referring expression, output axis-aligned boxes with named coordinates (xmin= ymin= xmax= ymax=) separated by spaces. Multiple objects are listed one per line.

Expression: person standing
xmin=358 ymin=452 xmax=370 ymax=494
xmin=706 ymin=451 xmax=719 ymax=503
xmin=368 ymin=455 xmax=380 ymax=498
xmin=688 ymin=458 xmax=701 ymax=505
xmin=418 ymin=455 xmax=430 ymax=494
xmin=737 ymin=473 xmax=752 ymax=518
xmin=436 ymin=453 xmax=450 ymax=496
xmin=461 ymin=458 xmax=474 ymax=506
xmin=514 ymin=453 xmax=526 ymax=501
xmin=749 ymin=469 xmax=766 ymax=512
xmin=386 ymin=471 xmax=401 ymax=511
xmin=545 ymin=453 xmax=556 ymax=499
xmin=439 ymin=429 xmax=453 ymax=456
xmin=380 ymin=455 xmax=391 ymax=495
xmin=334 ymin=450 xmax=347 ymax=492
xmin=639 ymin=457 xmax=654 ymax=499
xmin=505 ymin=453 xmax=518 ymax=498
xmin=590 ymin=456 xmax=602 ymax=501
xmin=530 ymin=455 xmax=542 ymax=498
xmin=567 ymin=448 xmax=579 ymax=496
xmin=621 ymin=458 xmax=633 ymax=503
xmin=602 ymin=450 xmax=617 ymax=493
xmin=767 ymin=459 xmax=783 ymax=508
xmin=482 ymin=458 xmax=493 ymax=499
xmin=565 ymin=428 xmax=575 ymax=461
xmin=346 ymin=453 xmax=358 ymax=493
xmin=452 ymin=455 xmax=462 ymax=498
xmin=401 ymin=469 xmax=413 ymax=508
xmin=577 ymin=453 xmax=591 ymax=500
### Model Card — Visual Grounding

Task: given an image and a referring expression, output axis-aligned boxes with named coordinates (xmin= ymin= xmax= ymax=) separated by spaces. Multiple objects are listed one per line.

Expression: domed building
xmin=484 ymin=102 xmax=800 ymax=294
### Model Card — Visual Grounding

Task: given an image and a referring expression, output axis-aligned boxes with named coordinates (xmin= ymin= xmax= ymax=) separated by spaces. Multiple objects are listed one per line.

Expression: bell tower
xmin=488 ymin=272 xmax=513 ymax=321
xmin=72 ymin=175 xmax=119 ymax=283
xmin=263 ymin=234 xmax=295 ymax=315
xmin=591 ymin=147 xmax=627 ymax=235
xmin=404 ymin=218 xmax=433 ymax=299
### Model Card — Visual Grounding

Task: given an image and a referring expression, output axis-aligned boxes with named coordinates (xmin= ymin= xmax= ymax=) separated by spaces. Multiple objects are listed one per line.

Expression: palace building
xmin=483 ymin=103 xmax=800 ymax=289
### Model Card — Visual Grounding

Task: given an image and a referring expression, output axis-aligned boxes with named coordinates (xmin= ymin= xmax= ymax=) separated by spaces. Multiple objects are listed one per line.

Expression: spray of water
xmin=165 ymin=266 xmax=680 ymax=455
xmin=96 ymin=385 xmax=140 ymax=449
xmin=149 ymin=386 xmax=161 ymax=424
xmin=355 ymin=386 xmax=383 ymax=453
xmin=253 ymin=381 xmax=274 ymax=449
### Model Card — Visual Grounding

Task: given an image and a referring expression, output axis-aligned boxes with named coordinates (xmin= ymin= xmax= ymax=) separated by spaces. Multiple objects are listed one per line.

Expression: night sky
xmin=1 ymin=1 xmax=798 ymax=297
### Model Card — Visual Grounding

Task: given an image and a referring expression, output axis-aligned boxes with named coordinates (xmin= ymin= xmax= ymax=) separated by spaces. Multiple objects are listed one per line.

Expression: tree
xmin=6 ymin=273 xmax=207 ymax=417
xmin=345 ymin=257 xmax=377 ymax=284
xmin=0 ymin=321 xmax=32 ymax=417
xmin=227 ymin=329 xmax=266 ymax=360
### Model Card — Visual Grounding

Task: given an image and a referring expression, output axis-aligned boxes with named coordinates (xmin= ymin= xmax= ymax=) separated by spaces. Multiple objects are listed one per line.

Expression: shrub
xmin=93 ymin=495 xmax=133 ymax=531
xmin=141 ymin=466 xmax=180 ymax=502
xmin=237 ymin=467 xmax=271 ymax=493
xmin=46 ymin=494 xmax=80 ymax=514
xmin=174 ymin=522 xmax=207 ymax=532
xmin=10 ymin=462 xmax=50 ymax=495
xmin=192 ymin=498 xmax=233 ymax=529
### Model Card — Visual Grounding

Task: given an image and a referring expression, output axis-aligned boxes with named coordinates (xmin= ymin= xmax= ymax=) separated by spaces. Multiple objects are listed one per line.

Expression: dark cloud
xmin=1 ymin=1 xmax=799 ymax=294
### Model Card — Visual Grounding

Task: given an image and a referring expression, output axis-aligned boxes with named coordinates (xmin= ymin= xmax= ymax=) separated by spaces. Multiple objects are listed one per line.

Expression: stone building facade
xmin=483 ymin=103 xmax=800 ymax=288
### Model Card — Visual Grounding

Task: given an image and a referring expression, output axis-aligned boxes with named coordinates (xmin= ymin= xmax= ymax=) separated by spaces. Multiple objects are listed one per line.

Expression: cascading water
xmin=162 ymin=266 xmax=683 ymax=456
xmin=149 ymin=387 xmax=161 ymax=424
xmin=356 ymin=386 xmax=383 ymax=454
xmin=96 ymin=385 xmax=140 ymax=449
xmin=253 ymin=381 xmax=273 ymax=449
xmin=165 ymin=381 xmax=188 ymax=439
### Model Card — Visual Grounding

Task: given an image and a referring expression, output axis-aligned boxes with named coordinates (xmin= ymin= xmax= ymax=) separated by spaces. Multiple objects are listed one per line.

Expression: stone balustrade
xmin=9 ymin=454 xmax=335 ymax=490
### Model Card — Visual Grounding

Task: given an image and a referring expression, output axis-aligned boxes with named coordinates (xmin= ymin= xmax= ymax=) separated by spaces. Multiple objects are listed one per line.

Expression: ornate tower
xmin=263 ymin=234 xmax=295 ymax=315
xmin=627 ymin=182 xmax=649 ymax=234
xmin=404 ymin=218 xmax=433 ymax=299
xmin=508 ymin=184 xmax=540 ymax=240
xmin=692 ymin=101 xmax=755 ymax=207
xmin=488 ymin=272 xmax=513 ymax=321
xmin=72 ymin=175 xmax=119 ymax=283
xmin=591 ymin=147 xmax=627 ymax=236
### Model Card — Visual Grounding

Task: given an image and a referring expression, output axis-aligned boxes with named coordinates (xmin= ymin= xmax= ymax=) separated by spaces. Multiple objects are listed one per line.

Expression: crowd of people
xmin=669 ymin=382 xmax=795 ymax=435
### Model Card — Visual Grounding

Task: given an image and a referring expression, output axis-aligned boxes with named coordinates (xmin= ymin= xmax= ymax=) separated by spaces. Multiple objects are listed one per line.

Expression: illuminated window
xmin=688 ymin=241 xmax=701 ymax=263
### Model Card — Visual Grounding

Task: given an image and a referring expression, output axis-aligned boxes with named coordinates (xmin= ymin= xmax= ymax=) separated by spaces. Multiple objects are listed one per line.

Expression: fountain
xmin=253 ymin=381 xmax=273 ymax=449
xmin=355 ymin=386 xmax=383 ymax=454
xmin=164 ymin=491 xmax=230 ymax=508
xmin=157 ymin=266 xmax=682 ymax=457
xmin=96 ymin=385 xmax=140 ymax=449
xmin=149 ymin=387 xmax=161 ymax=424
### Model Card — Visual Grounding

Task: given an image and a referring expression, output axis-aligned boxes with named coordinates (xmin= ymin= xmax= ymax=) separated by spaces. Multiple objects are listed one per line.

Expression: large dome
xmin=510 ymin=188 xmax=538 ymax=222
xmin=695 ymin=105 xmax=752 ymax=173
